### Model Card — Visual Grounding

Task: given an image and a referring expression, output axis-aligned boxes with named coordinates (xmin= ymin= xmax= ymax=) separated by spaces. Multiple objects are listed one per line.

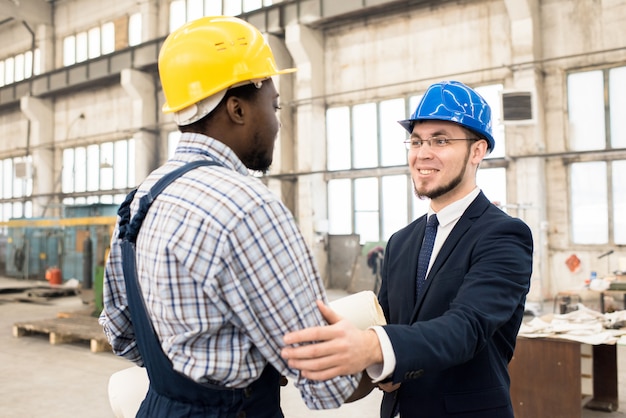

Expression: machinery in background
xmin=0 ymin=204 xmax=117 ymax=314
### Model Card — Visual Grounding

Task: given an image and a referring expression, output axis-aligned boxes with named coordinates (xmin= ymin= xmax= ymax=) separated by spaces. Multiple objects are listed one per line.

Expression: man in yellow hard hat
xmin=100 ymin=16 xmax=360 ymax=417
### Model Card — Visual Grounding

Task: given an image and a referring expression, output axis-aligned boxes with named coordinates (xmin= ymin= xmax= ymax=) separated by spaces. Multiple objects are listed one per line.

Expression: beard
xmin=242 ymin=132 xmax=274 ymax=173
xmin=413 ymin=147 xmax=470 ymax=200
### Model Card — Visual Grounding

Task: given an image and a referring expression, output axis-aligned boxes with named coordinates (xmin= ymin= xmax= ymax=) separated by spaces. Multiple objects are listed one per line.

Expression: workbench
xmin=509 ymin=336 xmax=618 ymax=418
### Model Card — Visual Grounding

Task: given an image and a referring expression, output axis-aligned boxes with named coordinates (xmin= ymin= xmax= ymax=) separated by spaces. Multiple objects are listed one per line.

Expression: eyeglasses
xmin=404 ymin=136 xmax=478 ymax=150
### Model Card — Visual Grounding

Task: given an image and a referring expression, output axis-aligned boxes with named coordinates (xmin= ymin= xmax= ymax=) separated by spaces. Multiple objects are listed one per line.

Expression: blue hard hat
xmin=398 ymin=80 xmax=495 ymax=152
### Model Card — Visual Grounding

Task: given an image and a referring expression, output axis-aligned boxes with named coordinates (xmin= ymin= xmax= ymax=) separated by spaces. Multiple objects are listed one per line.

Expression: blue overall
xmin=117 ymin=160 xmax=283 ymax=418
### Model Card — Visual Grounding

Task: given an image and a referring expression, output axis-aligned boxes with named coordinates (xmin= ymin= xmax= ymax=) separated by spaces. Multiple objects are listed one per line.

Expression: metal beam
xmin=0 ymin=216 xmax=117 ymax=228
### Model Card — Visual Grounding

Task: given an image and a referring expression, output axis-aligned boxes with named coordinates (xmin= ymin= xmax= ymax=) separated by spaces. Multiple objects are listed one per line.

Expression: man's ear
xmin=225 ymin=96 xmax=245 ymax=125
xmin=471 ymin=139 xmax=488 ymax=161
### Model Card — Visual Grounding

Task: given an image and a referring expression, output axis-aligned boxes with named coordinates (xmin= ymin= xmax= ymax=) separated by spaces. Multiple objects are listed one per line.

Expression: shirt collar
xmin=174 ymin=132 xmax=249 ymax=176
xmin=428 ymin=187 xmax=481 ymax=228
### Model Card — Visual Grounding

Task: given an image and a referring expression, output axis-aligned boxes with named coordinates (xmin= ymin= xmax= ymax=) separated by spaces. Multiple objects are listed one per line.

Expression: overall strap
xmin=118 ymin=159 xmax=220 ymax=243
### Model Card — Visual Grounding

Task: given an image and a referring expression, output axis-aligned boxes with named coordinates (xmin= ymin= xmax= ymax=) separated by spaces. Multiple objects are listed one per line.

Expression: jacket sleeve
xmin=382 ymin=214 xmax=533 ymax=383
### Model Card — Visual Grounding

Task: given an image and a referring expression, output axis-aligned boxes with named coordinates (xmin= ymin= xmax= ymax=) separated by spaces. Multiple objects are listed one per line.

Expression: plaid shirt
xmin=99 ymin=133 xmax=358 ymax=409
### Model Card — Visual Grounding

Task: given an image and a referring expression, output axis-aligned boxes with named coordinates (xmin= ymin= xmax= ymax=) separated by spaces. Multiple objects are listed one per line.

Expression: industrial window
xmin=14 ymin=54 xmax=24 ymax=81
xmin=101 ymin=22 xmax=115 ymax=54
xmin=354 ymin=177 xmax=379 ymax=243
xmin=1 ymin=157 xmax=33 ymax=200
xmin=326 ymin=107 xmax=351 ymax=171
xmin=0 ymin=49 xmax=39 ymax=87
xmin=0 ymin=157 xmax=33 ymax=225
xmin=568 ymin=71 xmax=605 ymax=151
xmin=613 ymin=161 xmax=626 ymax=244
xmin=61 ymin=139 xmax=135 ymax=205
xmin=223 ymin=0 xmax=243 ymax=16
xmin=567 ymin=66 xmax=626 ymax=245
xmin=568 ymin=66 xmax=626 ymax=150
xmin=380 ymin=98 xmax=408 ymax=167
xmin=474 ymin=85 xmax=506 ymax=159
xmin=128 ymin=13 xmax=143 ymax=47
xmin=610 ymin=67 xmax=626 ymax=149
xmin=352 ymin=103 xmax=378 ymax=169
xmin=76 ymin=32 xmax=88 ymax=62
xmin=326 ymin=85 xmax=507 ymax=244
xmin=3 ymin=57 xmax=14 ymax=84
xmin=326 ymin=98 xmax=407 ymax=171
xmin=477 ymin=167 xmax=507 ymax=208
xmin=169 ymin=0 xmax=274 ymax=32
xmin=327 ymin=179 xmax=351 ymax=235
xmin=63 ymin=22 xmax=115 ymax=67
xmin=63 ymin=36 xmax=76 ymax=66
xmin=168 ymin=131 xmax=181 ymax=158
xmin=570 ymin=160 xmax=626 ymax=245
xmin=1 ymin=201 xmax=33 ymax=230
xmin=87 ymin=28 xmax=101 ymax=59
xmin=570 ymin=162 xmax=608 ymax=244
xmin=382 ymin=175 xmax=408 ymax=240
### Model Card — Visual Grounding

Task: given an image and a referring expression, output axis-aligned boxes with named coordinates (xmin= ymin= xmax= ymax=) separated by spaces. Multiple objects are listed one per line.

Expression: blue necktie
xmin=416 ymin=214 xmax=439 ymax=299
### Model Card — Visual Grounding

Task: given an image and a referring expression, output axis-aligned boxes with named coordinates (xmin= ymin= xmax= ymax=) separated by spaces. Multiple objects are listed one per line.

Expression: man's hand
xmin=281 ymin=300 xmax=383 ymax=380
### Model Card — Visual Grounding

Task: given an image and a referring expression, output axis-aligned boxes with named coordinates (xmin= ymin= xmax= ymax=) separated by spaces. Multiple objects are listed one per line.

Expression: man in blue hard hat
xmin=281 ymin=80 xmax=534 ymax=417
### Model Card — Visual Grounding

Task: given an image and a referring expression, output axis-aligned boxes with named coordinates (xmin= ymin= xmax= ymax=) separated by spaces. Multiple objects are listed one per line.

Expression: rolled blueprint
xmin=108 ymin=365 xmax=149 ymax=418
xmin=328 ymin=290 xmax=387 ymax=330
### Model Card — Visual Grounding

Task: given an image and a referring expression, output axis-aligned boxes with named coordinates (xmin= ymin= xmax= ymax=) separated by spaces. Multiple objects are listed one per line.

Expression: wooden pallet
xmin=12 ymin=315 xmax=112 ymax=353
xmin=0 ymin=286 xmax=80 ymax=304
xmin=26 ymin=287 xmax=80 ymax=298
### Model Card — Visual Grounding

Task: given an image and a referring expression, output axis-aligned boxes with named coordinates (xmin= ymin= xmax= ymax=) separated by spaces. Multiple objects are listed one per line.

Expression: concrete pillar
xmin=20 ymin=96 xmax=54 ymax=217
xmin=266 ymin=34 xmax=296 ymax=212
xmin=121 ymin=68 xmax=157 ymax=184
xmin=35 ymin=24 xmax=54 ymax=73
xmin=139 ymin=0 xmax=159 ymax=41
xmin=504 ymin=0 xmax=541 ymax=62
xmin=503 ymin=0 xmax=549 ymax=302
xmin=284 ymin=23 xmax=329 ymax=283
xmin=285 ymin=23 xmax=326 ymax=245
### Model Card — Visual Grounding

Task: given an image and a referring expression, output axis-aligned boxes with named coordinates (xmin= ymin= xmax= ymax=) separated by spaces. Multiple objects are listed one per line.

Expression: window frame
xmin=566 ymin=66 xmax=626 ymax=246
xmin=61 ymin=138 xmax=135 ymax=206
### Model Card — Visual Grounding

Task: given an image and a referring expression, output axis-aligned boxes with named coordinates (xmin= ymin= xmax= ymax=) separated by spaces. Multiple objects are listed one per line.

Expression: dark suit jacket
xmin=378 ymin=192 xmax=533 ymax=418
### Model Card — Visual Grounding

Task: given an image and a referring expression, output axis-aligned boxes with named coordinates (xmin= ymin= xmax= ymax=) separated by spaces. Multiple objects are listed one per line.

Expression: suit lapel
xmin=409 ymin=193 xmax=490 ymax=322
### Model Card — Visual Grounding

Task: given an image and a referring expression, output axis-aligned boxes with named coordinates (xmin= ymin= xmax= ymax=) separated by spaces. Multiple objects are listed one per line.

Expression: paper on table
xmin=517 ymin=305 xmax=626 ymax=345
xmin=328 ymin=290 xmax=387 ymax=330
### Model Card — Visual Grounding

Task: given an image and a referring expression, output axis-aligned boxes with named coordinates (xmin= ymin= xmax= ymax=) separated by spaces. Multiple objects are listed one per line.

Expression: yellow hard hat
xmin=159 ymin=16 xmax=296 ymax=113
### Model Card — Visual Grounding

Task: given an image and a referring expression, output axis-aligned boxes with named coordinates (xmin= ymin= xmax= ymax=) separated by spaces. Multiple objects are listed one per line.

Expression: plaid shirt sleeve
xmin=215 ymin=199 xmax=360 ymax=409
xmin=99 ymin=223 xmax=143 ymax=364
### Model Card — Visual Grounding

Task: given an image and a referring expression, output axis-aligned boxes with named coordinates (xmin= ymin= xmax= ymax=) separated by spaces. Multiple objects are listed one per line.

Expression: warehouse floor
xmin=0 ymin=278 xmax=384 ymax=418
xmin=0 ymin=276 xmax=624 ymax=418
